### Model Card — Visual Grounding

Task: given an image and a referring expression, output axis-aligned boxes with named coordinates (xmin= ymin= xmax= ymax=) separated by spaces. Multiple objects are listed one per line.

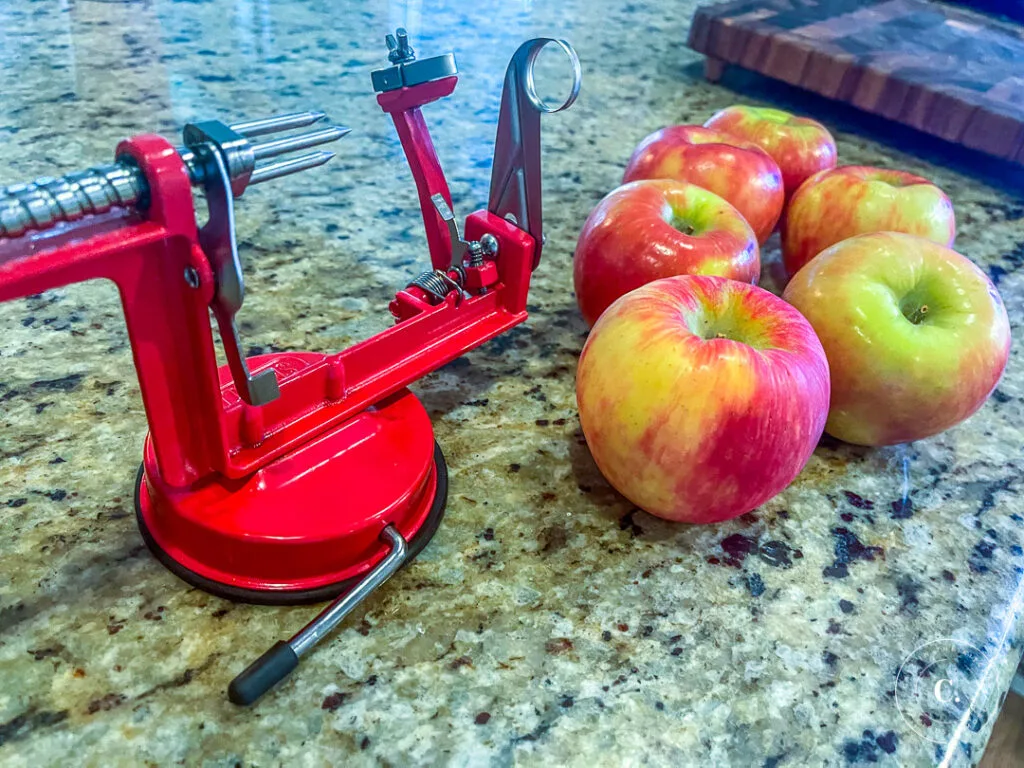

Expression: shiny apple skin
xmin=573 ymin=179 xmax=759 ymax=327
xmin=782 ymin=165 xmax=956 ymax=276
xmin=577 ymin=274 xmax=830 ymax=524
xmin=704 ymin=105 xmax=837 ymax=200
xmin=622 ymin=125 xmax=784 ymax=243
xmin=783 ymin=232 xmax=1010 ymax=446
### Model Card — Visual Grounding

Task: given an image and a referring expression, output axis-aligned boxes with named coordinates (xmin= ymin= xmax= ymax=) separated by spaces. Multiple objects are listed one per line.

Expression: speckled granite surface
xmin=2 ymin=1 xmax=1024 ymax=766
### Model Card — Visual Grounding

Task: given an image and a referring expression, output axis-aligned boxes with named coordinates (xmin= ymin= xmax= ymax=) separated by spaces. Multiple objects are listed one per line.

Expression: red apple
xmin=622 ymin=125 xmax=784 ymax=243
xmin=781 ymin=165 xmax=956 ymax=276
xmin=704 ymin=105 xmax=837 ymax=200
xmin=573 ymin=180 xmax=759 ymax=327
xmin=784 ymin=232 xmax=1009 ymax=446
xmin=577 ymin=274 xmax=830 ymax=524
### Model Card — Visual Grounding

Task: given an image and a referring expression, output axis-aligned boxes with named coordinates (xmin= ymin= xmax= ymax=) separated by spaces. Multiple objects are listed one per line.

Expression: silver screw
xmin=184 ymin=266 xmax=201 ymax=288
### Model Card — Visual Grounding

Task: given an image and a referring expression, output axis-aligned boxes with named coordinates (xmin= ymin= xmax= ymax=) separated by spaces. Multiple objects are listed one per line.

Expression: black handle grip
xmin=227 ymin=640 xmax=299 ymax=706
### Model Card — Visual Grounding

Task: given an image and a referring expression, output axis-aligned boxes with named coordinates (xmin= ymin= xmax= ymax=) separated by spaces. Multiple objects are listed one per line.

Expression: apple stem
xmin=908 ymin=304 xmax=930 ymax=324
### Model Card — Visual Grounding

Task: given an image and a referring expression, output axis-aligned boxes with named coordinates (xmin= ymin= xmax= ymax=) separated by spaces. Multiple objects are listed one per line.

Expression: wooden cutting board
xmin=688 ymin=0 xmax=1024 ymax=167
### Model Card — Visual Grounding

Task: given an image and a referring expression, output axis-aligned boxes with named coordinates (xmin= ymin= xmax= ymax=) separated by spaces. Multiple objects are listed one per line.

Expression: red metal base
xmin=135 ymin=356 xmax=446 ymax=605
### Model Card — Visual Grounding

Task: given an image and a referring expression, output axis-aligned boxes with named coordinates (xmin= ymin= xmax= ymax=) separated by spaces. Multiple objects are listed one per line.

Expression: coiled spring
xmin=407 ymin=268 xmax=465 ymax=303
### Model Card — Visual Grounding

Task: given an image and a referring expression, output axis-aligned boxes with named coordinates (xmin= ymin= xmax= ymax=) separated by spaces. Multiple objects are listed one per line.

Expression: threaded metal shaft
xmin=0 ymin=111 xmax=347 ymax=241
xmin=0 ymin=162 xmax=146 ymax=238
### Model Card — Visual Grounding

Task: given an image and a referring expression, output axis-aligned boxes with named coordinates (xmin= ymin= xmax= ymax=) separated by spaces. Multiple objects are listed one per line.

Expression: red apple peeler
xmin=0 ymin=31 xmax=580 ymax=704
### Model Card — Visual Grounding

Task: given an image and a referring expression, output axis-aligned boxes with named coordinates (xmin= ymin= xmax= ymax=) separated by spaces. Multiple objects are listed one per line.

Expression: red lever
xmin=377 ymin=76 xmax=459 ymax=272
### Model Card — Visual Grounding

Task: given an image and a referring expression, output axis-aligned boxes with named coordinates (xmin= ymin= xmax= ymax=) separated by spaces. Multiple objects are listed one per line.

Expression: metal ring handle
xmin=521 ymin=39 xmax=581 ymax=114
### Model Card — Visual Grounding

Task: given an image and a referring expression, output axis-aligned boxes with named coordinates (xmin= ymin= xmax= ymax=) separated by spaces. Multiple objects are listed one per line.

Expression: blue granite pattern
xmin=1 ymin=1 xmax=1024 ymax=766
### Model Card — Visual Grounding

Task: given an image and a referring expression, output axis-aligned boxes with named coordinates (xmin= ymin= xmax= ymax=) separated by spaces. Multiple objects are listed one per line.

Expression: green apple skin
xmin=783 ymin=232 xmax=1010 ymax=446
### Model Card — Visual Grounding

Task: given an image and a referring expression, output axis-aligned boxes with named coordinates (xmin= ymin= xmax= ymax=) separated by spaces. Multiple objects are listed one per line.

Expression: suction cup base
xmin=135 ymin=389 xmax=447 ymax=605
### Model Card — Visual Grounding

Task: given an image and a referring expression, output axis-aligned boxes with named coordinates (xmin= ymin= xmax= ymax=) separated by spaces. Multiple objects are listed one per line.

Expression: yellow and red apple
xmin=704 ymin=105 xmax=837 ymax=201
xmin=784 ymin=232 xmax=1010 ymax=446
xmin=622 ymin=125 xmax=784 ymax=243
xmin=573 ymin=180 xmax=759 ymax=327
xmin=577 ymin=275 xmax=830 ymax=524
xmin=782 ymin=165 xmax=956 ymax=276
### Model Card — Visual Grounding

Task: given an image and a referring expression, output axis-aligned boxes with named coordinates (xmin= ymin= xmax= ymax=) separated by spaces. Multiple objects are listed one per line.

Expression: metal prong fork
xmin=182 ymin=112 xmax=350 ymax=405
xmin=241 ymin=116 xmax=351 ymax=188
xmin=184 ymin=111 xmax=351 ymax=197
xmin=230 ymin=110 xmax=328 ymax=137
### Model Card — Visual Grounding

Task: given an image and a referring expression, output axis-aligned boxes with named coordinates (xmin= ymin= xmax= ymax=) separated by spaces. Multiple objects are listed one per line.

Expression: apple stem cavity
xmin=671 ymin=216 xmax=697 ymax=236
xmin=904 ymin=303 xmax=930 ymax=325
xmin=666 ymin=208 xmax=701 ymax=237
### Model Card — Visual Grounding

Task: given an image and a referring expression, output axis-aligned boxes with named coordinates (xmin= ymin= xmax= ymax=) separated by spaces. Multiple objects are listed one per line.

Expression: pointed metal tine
xmin=251 ymin=126 xmax=350 ymax=161
xmin=230 ymin=111 xmax=327 ymax=139
xmin=249 ymin=151 xmax=336 ymax=185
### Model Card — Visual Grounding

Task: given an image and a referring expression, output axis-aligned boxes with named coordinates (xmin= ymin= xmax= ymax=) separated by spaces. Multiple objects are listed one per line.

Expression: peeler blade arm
xmin=487 ymin=38 xmax=581 ymax=268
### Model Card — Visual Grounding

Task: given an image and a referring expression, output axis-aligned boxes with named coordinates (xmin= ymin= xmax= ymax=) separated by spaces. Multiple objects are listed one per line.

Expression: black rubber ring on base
xmin=134 ymin=441 xmax=449 ymax=606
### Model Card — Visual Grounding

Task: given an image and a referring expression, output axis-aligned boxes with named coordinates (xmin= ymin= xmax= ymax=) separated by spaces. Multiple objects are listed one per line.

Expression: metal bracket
xmin=488 ymin=39 xmax=581 ymax=268
xmin=430 ymin=193 xmax=470 ymax=268
xmin=184 ymin=120 xmax=255 ymax=199
xmin=181 ymin=116 xmax=350 ymax=407
xmin=188 ymin=135 xmax=281 ymax=407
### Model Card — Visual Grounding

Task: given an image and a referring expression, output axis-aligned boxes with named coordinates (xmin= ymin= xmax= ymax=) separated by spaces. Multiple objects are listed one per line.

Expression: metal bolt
xmin=386 ymin=28 xmax=416 ymax=64
xmin=184 ymin=266 xmax=200 ymax=288
xmin=480 ymin=233 xmax=499 ymax=257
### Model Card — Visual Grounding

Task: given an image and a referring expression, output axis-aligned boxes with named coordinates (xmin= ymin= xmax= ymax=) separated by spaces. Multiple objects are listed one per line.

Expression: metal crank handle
xmin=227 ymin=525 xmax=409 ymax=706
xmin=488 ymin=39 xmax=581 ymax=268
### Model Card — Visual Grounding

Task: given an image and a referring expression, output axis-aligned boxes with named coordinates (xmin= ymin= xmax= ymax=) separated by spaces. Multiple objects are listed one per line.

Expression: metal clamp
xmin=188 ymin=140 xmax=281 ymax=406
xmin=228 ymin=525 xmax=409 ymax=705
xmin=371 ymin=27 xmax=458 ymax=93
xmin=488 ymin=39 xmax=581 ymax=267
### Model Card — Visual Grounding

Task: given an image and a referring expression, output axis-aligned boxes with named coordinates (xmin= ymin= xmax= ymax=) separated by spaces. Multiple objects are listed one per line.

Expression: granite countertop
xmin=2 ymin=1 xmax=1024 ymax=766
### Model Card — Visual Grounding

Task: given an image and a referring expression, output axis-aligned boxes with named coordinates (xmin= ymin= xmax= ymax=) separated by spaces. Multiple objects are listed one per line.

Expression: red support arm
xmin=377 ymin=76 xmax=458 ymax=271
